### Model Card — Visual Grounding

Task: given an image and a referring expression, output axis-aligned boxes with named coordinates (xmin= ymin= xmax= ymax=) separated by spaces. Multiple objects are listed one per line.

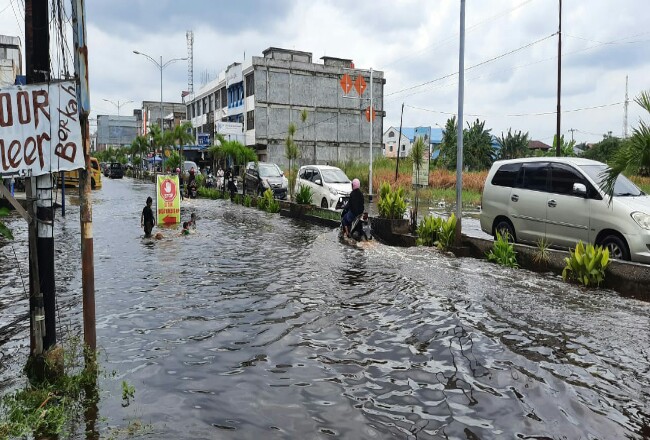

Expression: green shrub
xmin=258 ymin=189 xmax=280 ymax=213
xmin=295 ymin=184 xmax=313 ymax=205
xmin=197 ymin=187 xmax=222 ymax=199
xmin=562 ymin=241 xmax=609 ymax=287
xmin=487 ymin=231 xmax=518 ymax=268
xmin=233 ymin=193 xmax=241 ymax=204
xmin=436 ymin=213 xmax=456 ymax=250
xmin=377 ymin=182 xmax=407 ymax=219
xmin=416 ymin=214 xmax=456 ymax=250
xmin=194 ymin=173 xmax=205 ymax=188
xmin=533 ymin=237 xmax=551 ymax=265
xmin=416 ymin=215 xmax=442 ymax=246
xmin=125 ymin=169 xmax=133 ymax=178
xmin=243 ymin=195 xmax=252 ymax=207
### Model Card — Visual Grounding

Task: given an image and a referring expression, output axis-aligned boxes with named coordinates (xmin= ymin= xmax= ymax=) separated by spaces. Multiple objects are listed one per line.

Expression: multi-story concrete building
xmin=186 ymin=47 xmax=385 ymax=167
xmin=0 ymin=35 xmax=21 ymax=86
xmin=140 ymin=101 xmax=187 ymax=135
xmin=96 ymin=115 xmax=139 ymax=151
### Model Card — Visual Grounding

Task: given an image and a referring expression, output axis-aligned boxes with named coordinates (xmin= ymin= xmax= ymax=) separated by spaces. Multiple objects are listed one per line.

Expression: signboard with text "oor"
xmin=0 ymin=81 xmax=84 ymax=176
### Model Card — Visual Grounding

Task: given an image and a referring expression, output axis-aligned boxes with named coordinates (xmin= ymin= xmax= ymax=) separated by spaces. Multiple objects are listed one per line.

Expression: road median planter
xmin=370 ymin=218 xmax=416 ymax=247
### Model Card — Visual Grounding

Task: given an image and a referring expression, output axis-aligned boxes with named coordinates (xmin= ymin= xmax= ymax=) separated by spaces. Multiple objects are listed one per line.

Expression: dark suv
xmin=243 ymin=162 xmax=288 ymax=199
xmin=108 ymin=162 xmax=124 ymax=179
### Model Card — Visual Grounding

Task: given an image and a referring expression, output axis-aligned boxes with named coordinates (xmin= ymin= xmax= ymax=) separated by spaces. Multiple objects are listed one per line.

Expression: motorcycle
xmin=205 ymin=173 xmax=215 ymax=188
xmin=340 ymin=212 xmax=372 ymax=242
xmin=186 ymin=180 xmax=198 ymax=199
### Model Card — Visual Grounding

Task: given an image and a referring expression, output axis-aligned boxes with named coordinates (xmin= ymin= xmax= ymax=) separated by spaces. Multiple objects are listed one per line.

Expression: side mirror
xmin=315 ymin=179 xmax=322 ymax=186
xmin=573 ymin=182 xmax=587 ymax=197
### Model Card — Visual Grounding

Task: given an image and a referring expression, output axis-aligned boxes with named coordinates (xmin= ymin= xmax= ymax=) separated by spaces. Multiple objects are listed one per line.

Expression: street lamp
xmin=133 ymin=50 xmax=187 ymax=134
xmin=103 ymin=99 xmax=133 ymax=148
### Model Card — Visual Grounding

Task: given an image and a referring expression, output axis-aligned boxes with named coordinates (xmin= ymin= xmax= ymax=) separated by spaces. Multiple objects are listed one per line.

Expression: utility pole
xmin=369 ymin=67 xmax=374 ymax=201
xmin=455 ymin=0 xmax=466 ymax=245
xmin=72 ymin=0 xmax=96 ymax=352
xmin=568 ymin=128 xmax=576 ymax=142
xmin=25 ymin=0 xmax=56 ymax=359
xmin=623 ymin=75 xmax=630 ymax=139
xmin=395 ymin=103 xmax=404 ymax=181
xmin=555 ymin=0 xmax=562 ymax=157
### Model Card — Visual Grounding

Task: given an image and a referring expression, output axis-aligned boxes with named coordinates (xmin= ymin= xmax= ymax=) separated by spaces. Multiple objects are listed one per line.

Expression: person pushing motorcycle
xmin=342 ymin=178 xmax=364 ymax=238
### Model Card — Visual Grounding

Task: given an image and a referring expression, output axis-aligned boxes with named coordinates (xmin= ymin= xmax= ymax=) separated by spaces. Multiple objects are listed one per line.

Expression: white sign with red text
xmin=0 ymin=81 xmax=84 ymax=176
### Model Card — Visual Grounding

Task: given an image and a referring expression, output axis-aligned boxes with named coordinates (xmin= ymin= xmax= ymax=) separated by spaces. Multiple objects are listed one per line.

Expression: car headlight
xmin=262 ymin=179 xmax=270 ymax=188
xmin=631 ymin=212 xmax=650 ymax=230
xmin=329 ymin=187 xmax=338 ymax=196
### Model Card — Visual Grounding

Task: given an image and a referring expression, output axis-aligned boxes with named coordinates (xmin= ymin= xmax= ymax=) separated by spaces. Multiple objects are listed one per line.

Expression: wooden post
xmin=72 ymin=0 xmax=97 ymax=352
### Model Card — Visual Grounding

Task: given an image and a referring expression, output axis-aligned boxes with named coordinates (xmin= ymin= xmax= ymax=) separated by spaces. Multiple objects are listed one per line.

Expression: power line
xmin=385 ymin=32 xmax=557 ymax=99
xmin=378 ymin=0 xmax=537 ymax=71
xmin=507 ymin=101 xmax=623 ymax=117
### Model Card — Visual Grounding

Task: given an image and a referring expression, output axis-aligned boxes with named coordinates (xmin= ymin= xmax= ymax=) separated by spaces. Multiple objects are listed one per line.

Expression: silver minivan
xmin=480 ymin=157 xmax=650 ymax=263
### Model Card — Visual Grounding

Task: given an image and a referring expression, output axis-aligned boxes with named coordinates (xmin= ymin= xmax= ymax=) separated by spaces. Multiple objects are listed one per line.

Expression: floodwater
xmin=1 ymin=178 xmax=649 ymax=439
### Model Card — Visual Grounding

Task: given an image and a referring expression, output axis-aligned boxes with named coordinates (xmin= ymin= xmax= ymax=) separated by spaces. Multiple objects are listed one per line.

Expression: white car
xmin=480 ymin=157 xmax=650 ymax=263
xmin=295 ymin=165 xmax=351 ymax=210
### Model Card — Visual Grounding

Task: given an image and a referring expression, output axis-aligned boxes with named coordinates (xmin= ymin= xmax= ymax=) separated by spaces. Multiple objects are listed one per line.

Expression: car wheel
xmin=600 ymin=234 xmax=630 ymax=261
xmin=321 ymin=198 xmax=329 ymax=209
xmin=493 ymin=218 xmax=516 ymax=242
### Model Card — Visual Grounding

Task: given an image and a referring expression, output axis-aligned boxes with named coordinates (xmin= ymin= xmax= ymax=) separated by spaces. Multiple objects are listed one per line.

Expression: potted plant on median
xmin=374 ymin=182 xmax=409 ymax=235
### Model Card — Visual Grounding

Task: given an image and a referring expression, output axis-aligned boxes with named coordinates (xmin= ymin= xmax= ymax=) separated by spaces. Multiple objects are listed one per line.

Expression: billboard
xmin=156 ymin=174 xmax=181 ymax=224
xmin=0 ymin=81 xmax=85 ymax=176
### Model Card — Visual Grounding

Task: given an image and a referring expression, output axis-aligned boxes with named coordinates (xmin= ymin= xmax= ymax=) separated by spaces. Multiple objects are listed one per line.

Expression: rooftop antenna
xmin=186 ymin=30 xmax=194 ymax=95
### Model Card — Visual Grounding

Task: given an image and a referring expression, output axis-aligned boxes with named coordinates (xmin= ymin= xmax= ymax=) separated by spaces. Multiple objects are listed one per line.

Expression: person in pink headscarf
xmin=342 ymin=178 xmax=364 ymax=237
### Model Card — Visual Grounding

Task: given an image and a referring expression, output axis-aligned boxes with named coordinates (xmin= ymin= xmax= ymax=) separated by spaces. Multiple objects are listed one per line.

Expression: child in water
xmin=180 ymin=222 xmax=190 ymax=236
xmin=140 ymin=196 xmax=155 ymax=238
xmin=189 ymin=213 xmax=197 ymax=229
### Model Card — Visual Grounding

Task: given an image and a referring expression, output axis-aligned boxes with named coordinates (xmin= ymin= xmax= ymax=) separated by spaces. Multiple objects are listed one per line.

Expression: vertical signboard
xmin=156 ymin=174 xmax=181 ymax=224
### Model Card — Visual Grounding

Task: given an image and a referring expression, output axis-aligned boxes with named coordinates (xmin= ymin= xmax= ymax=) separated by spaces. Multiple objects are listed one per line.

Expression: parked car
xmin=108 ymin=162 xmax=124 ymax=179
xmin=480 ymin=157 xmax=650 ymax=263
xmin=295 ymin=165 xmax=351 ymax=210
xmin=243 ymin=161 xmax=288 ymax=199
xmin=182 ymin=160 xmax=199 ymax=181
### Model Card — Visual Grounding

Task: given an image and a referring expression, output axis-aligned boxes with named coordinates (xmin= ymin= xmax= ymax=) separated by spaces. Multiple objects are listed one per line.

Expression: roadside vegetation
xmin=562 ymin=241 xmax=610 ymax=287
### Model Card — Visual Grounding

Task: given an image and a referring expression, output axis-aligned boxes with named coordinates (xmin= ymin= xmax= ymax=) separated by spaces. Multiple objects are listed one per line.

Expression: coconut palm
xmin=496 ymin=129 xmax=530 ymax=160
xmin=603 ymin=90 xmax=650 ymax=198
xmin=130 ymin=135 xmax=150 ymax=178
xmin=169 ymin=121 xmax=194 ymax=172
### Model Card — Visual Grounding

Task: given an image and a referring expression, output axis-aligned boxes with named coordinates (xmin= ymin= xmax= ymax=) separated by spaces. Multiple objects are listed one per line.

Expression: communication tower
xmin=187 ymin=30 xmax=194 ymax=95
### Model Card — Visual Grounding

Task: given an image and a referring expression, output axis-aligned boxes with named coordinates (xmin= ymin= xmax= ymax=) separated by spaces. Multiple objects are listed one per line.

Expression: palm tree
xmin=208 ymin=133 xmax=227 ymax=172
xmin=496 ymin=129 xmax=530 ymax=160
xmin=603 ymin=90 xmax=650 ymax=198
xmin=410 ymin=136 xmax=426 ymax=231
xmin=464 ymin=119 xmax=493 ymax=171
xmin=439 ymin=117 xmax=458 ymax=170
xmin=169 ymin=121 xmax=194 ymax=173
xmin=130 ymin=135 xmax=150 ymax=178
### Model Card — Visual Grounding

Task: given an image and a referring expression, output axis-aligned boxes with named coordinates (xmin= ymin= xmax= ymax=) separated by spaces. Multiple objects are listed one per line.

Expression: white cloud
xmin=1 ymin=0 xmax=648 ymax=144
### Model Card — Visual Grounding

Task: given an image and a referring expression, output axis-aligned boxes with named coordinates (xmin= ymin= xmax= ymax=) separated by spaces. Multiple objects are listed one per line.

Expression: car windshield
xmin=259 ymin=164 xmax=282 ymax=178
xmin=579 ymin=164 xmax=644 ymax=197
xmin=321 ymin=168 xmax=350 ymax=184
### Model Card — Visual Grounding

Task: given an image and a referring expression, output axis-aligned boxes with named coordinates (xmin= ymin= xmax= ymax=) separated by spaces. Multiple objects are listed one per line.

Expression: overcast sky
xmin=1 ymin=0 xmax=649 ymax=145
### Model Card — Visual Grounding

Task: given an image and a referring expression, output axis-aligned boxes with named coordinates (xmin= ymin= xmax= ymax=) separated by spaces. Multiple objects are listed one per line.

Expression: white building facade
xmin=383 ymin=127 xmax=412 ymax=158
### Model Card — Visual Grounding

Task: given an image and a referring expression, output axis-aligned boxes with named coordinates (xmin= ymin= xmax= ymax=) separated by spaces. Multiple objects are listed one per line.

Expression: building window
xmin=388 ymin=131 xmax=395 ymax=138
xmin=389 ymin=145 xmax=393 ymax=152
xmin=402 ymin=145 xmax=405 ymax=151
xmin=220 ymin=88 xmax=227 ymax=108
xmin=246 ymin=110 xmax=254 ymax=131
xmin=245 ymin=73 xmax=254 ymax=97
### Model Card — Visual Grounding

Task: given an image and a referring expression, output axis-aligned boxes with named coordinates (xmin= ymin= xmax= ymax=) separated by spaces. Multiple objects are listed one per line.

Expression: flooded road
xmin=1 ymin=178 xmax=649 ymax=439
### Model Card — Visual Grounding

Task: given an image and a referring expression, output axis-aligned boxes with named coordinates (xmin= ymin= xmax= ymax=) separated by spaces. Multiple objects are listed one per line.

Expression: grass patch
xmin=630 ymin=175 xmax=650 ymax=193
xmin=310 ymin=209 xmax=341 ymax=222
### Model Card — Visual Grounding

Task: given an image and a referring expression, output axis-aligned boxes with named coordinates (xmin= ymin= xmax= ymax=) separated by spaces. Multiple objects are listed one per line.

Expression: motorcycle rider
xmin=342 ymin=178 xmax=364 ymax=238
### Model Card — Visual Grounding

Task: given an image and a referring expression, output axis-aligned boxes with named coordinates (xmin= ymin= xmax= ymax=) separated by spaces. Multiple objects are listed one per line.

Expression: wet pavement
xmin=1 ymin=178 xmax=649 ymax=439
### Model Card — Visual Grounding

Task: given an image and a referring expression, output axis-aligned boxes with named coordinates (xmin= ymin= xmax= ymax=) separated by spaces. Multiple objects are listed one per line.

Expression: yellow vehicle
xmin=59 ymin=157 xmax=102 ymax=189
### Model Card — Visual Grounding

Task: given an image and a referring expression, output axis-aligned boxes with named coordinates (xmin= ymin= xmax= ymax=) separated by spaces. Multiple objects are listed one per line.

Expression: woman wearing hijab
xmin=342 ymin=178 xmax=364 ymax=237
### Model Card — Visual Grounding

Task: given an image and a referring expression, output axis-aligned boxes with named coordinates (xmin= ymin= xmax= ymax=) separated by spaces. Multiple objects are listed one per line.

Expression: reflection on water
xmin=1 ymin=179 xmax=649 ymax=439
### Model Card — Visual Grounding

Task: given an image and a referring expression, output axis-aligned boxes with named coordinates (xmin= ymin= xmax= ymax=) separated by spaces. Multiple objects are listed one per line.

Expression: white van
xmin=480 ymin=157 xmax=650 ymax=263
xmin=295 ymin=165 xmax=351 ymax=210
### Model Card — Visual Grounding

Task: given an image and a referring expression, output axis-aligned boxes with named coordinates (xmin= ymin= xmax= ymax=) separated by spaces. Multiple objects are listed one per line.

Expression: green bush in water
xmin=562 ymin=241 xmax=609 ymax=287
xmin=377 ymin=182 xmax=407 ymax=219
xmin=486 ymin=231 xmax=518 ymax=268
xmin=243 ymin=195 xmax=252 ymax=207
xmin=295 ymin=184 xmax=313 ymax=205
xmin=258 ymin=189 xmax=280 ymax=213
xmin=416 ymin=214 xmax=456 ymax=250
